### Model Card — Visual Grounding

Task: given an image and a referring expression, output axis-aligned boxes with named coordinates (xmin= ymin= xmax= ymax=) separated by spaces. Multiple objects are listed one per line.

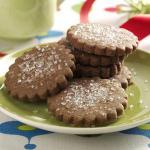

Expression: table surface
xmin=0 ymin=0 xmax=150 ymax=150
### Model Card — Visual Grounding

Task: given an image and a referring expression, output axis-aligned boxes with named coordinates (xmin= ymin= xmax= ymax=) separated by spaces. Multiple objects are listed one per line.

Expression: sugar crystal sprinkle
xmin=17 ymin=79 xmax=22 ymax=83
xmin=61 ymin=79 xmax=126 ymax=109
xmin=13 ymin=44 xmax=71 ymax=87
xmin=71 ymin=24 xmax=138 ymax=50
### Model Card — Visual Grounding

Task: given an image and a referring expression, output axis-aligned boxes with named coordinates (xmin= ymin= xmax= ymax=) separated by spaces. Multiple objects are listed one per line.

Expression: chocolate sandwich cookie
xmin=58 ymin=38 xmax=124 ymax=67
xmin=5 ymin=43 xmax=75 ymax=102
xmin=48 ymin=78 xmax=128 ymax=127
xmin=75 ymin=63 xmax=122 ymax=78
xmin=113 ymin=66 xmax=133 ymax=89
xmin=67 ymin=23 xmax=138 ymax=56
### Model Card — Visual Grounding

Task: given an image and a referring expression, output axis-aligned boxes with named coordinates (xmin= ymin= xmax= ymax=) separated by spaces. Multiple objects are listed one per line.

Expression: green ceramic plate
xmin=0 ymin=48 xmax=150 ymax=134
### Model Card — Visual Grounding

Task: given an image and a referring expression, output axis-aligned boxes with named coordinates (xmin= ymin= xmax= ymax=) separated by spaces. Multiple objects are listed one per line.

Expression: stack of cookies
xmin=5 ymin=23 xmax=138 ymax=127
xmin=59 ymin=23 xmax=138 ymax=89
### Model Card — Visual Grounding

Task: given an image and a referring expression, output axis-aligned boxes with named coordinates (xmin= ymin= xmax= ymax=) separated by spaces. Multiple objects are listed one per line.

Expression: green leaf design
xmin=118 ymin=0 xmax=150 ymax=17
xmin=72 ymin=1 xmax=84 ymax=13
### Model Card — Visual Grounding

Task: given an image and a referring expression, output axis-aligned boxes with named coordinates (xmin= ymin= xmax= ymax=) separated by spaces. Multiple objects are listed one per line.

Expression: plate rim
xmin=0 ymin=106 xmax=150 ymax=135
xmin=0 ymin=48 xmax=150 ymax=135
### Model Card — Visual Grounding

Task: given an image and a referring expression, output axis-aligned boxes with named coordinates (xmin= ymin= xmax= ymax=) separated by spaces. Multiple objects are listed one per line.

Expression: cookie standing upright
xmin=48 ymin=78 xmax=128 ymax=127
xmin=67 ymin=23 xmax=138 ymax=56
xmin=5 ymin=43 xmax=75 ymax=102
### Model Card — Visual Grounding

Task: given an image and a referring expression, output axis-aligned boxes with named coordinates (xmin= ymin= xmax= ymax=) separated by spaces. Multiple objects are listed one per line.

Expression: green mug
xmin=0 ymin=0 xmax=56 ymax=39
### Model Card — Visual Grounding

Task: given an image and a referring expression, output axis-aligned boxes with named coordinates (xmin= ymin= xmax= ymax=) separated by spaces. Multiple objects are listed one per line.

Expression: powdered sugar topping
xmin=61 ymin=78 xmax=125 ymax=109
xmin=9 ymin=44 xmax=71 ymax=89
xmin=72 ymin=23 xmax=138 ymax=49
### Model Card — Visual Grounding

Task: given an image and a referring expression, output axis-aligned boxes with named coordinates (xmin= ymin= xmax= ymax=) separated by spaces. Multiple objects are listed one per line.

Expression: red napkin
xmin=121 ymin=15 xmax=150 ymax=41
xmin=80 ymin=0 xmax=150 ymax=41
xmin=0 ymin=52 xmax=6 ymax=57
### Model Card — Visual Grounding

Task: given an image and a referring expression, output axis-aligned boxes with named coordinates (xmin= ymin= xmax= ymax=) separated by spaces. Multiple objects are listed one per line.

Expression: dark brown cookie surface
xmin=58 ymin=38 xmax=124 ymax=67
xmin=67 ymin=23 xmax=138 ymax=56
xmin=113 ymin=66 xmax=133 ymax=89
xmin=48 ymin=78 xmax=128 ymax=127
xmin=75 ymin=63 xmax=122 ymax=78
xmin=73 ymin=50 xmax=124 ymax=67
xmin=5 ymin=43 xmax=75 ymax=102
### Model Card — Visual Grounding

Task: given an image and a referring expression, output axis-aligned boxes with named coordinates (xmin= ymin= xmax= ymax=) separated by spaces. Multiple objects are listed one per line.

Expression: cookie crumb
xmin=133 ymin=71 xmax=137 ymax=76
xmin=33 ymin=110 xmax=38 ymax=113
xmin=144 ymin=88 xmax=148 ymax=91
xmin=144 ymin=80 xmax=148 ymax=83
xmin=129 ymin=104 xmax=134 ymax=109
xmin=144 ymin=105 xmax=148 ymax=109
xmin=139 ymin=100 xmax=143 ymax=104
xmin=129 ymin=93 xmax=134 ymax=97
